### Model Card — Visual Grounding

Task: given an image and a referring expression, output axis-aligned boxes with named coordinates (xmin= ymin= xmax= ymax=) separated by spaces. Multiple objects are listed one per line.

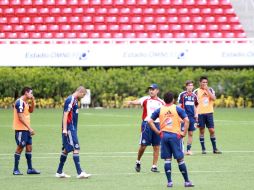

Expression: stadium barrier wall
xmin=0 ymin=38 xmax=254 ymax=66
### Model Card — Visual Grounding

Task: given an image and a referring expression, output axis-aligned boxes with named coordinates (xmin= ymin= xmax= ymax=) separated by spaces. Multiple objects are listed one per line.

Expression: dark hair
xmin=21 ymin=87 xmax=32 ymax=95
xmin=163 ymin=92 xmax=174 ymax=104
xmin=199 ymin=76 xmax=208 ymax=82
xmin=185 ymin=80 xmax=194 ymax=86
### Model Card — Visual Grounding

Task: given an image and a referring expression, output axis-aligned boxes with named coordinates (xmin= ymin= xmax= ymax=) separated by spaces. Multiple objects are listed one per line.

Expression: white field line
xmin=81 ymin=113 xmax=134 ymax=118
xmin=0 ymin=124 xmax=135 ymax=128
xmin=0 ymin=150 xmax=254 ymax=157
xmin=0 ymin=170 xmax=254 ymax=179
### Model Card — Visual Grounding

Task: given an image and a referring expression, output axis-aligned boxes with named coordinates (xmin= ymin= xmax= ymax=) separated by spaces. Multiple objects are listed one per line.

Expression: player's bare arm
xmin=180 ymin=117 xmax=189 ymax=137
xmin=29 ymin=95 xmax=35 ymax=113
xmin=126 ymin=99 xmax=140 ymax=105
xmin=62 ymin=111 xmax=69 ymax=136
xmin=203 ymin=85 xmax=216 ymax=101
xmin=17 ymin=112 xmax=35 ymax=135
xmin=148 ymin=119 xmax=160 ymax=135
xmin=194 ymin=106 xmax=198 ymax=121
xmin=206 ymin=88 xmax=216 ymax=101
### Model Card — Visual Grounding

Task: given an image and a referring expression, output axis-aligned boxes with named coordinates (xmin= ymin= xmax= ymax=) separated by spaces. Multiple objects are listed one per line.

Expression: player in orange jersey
xmin=194 ymin=76 xmax=222 ymax=154
xmin=13 ymin=87 xmax=40 ymax=175
xmin=148 ymin=92 xmax=194 ymax=188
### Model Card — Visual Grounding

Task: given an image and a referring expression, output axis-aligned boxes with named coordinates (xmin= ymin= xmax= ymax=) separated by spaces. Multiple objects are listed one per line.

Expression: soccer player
xmin=127 ymin=84 xmax=164 ymax=173
xmin=177 ymin=80 xmax=198 ymax=155
xmin=148 ymin=92 xmax=194 ymax=188
xmin=194 ymin=76 xmax=222 ymax=154
xmin=56 ymin=86 xmax=91 ymax=179
xmin=13 ymin=87 xmax=40 ymax=175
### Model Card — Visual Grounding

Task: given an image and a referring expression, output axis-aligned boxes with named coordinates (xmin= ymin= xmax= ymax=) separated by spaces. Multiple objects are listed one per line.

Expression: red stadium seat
xmin=0 ymin=17 xmax=7 ymax=24
xmin=45 ymin=16 xmax=55 ymax=23
xmin=45 ymin=0 xmax=56 ymax=6
xmin=9 ymin=17 xmax=20 ymax=24
xmin=133 ymin=24 xmax=144 ymax=31
xmin=15 ymin=8 xmax=26 ymax=14
xmin=0 ymin=0 xmax=9 ymax=5
xmin=23 ymin=0 xmax=33 ymax=5
xmin=39 ymin=7 xmax=50 ymax=14
xmin=0 ymin=0 xmax=247 ymax=40
xmin=37 ymin=25 xmax=48 ymax=31
xmin=14 ymin=25 xmax=24 ymax=31
xmin=34 ymin=0 xmax=44 ymax=5
xmin=32 ymin=16 xmax=43 ymax=23
xmin=72 ymin=24 xmax=82 ymax=31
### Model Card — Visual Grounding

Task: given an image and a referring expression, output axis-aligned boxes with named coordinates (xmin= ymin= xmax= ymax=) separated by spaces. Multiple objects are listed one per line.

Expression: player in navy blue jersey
xmin=178 ymin=80 xmax=198 ymax=155
xmin=56 ymin=86 xmax=91 ymax=179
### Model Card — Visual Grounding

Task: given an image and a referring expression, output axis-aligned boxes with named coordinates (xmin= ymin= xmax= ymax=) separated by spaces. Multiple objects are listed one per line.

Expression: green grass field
xmin=0 ymin=108 xmax=254 ymax=190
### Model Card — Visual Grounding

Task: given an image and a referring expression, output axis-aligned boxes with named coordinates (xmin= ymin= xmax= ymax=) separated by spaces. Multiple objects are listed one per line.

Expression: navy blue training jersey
xmin=177 ymin=91 xmax=198 ymax=117
xmin=63 ymin=95 xmax=79 ymax=131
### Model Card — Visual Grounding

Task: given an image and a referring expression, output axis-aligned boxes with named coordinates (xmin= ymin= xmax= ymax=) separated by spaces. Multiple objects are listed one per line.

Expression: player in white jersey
xmin=127 ymin=84 xmax=165 ymax=172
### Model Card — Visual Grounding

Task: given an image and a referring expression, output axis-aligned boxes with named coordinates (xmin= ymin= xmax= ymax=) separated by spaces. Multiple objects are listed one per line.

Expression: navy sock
xmin=199 ymin=136 xmax=206 ymax=150
xmin=178 ymin=161 xmax=189 ymax=182
xmin=73 ymin=153 xmax=82 ymax=175
xmin=187 ymin=144 xmax=192 ymax=151
xmin=210 ymin=136 xmax=217 ymax=151
xmin=164 ymin=160 xmax=172 ymax=183
xmin=25 ymin=152 xmax=32 ymax=170
xmin=57 ymin=153 xmax=67 ymax=174
xmin=14 ymin=153 xmax=21 ymax=171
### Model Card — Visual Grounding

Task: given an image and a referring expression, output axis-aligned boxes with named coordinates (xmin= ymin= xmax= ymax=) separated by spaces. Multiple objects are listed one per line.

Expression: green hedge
xmin=0 ymin=67 xmax=253 ymax=107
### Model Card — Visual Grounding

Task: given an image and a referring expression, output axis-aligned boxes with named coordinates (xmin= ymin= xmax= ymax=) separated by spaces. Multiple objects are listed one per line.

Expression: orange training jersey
xmin=159 ymin=104 xmax=186 ymax=135
xmin=13 ymin=98 xmax=30 ymax=131
xmin=194 ymin=88 xmax=215 ymax=114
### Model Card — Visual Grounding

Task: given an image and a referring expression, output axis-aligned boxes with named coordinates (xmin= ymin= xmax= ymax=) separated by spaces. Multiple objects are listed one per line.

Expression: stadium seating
xmin=0 ymin=0 xmax=247 ymax=39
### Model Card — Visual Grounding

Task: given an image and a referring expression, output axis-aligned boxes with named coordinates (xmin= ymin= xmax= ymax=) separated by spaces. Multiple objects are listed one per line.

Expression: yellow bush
xmin=236 ymin=97 xmax=244 ymax=108
xmin=225 ymin=96 xmax=235 ymax=108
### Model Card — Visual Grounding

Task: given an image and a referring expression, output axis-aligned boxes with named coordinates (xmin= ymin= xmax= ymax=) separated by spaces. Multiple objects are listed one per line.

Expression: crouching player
xmin=148 ymin=92 xmax=194 ymax=188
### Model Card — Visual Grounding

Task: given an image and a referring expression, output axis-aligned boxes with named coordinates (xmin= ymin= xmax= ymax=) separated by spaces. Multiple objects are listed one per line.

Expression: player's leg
xmin=160 ymin=132 xmax=173 ymax=187
xmin=135 ymin=121 xmax=150 ymax=172
xmin=186 ymin=118 xmax=196 ymax=155
xmin=207 ymin=114 xmax=222 ymax=154
xmin=56 ymin=133 xmax=70 ymax=178
xmin=13 ymin=131 xmax=25 ymax=175
xmin=172 ymin=134 xmax=194 ymax=187
xmin=199 ymin=127 xmax=206 ymax=154
xmin=74 ymin=149 xmax=91 ymax=179
xmin=151 ymin=122 xmax=161 ymax=172
xmin=186 ymin=131 xmax=193 ymax=155
xmin=151 ymin=145 xmax=160 ymax=172
xmin=176 ymin=158 xmax=194 ymax=187
xmin=198 ymin=114 xmax=206 ymax=154
xmin=13 ymin=145 xmax=24 ymax=175
xmin=56 ymin=149 xmax=70 ymax=178
xmin=25 ymin=133 xmax=40 ymax=174
xmin=136 ymin=145 xmax=146 ymax=172
xmin=71 ymin=132 xmax=91 ymax=179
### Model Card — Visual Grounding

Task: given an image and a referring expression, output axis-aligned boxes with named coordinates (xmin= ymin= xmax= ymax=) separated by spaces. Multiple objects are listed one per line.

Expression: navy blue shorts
xmin=160 ymin=132 xmax=184 ymax=160
xmin=62 ymin=130 xmax=80 ymax=153
xmin=181 ymin=116 xmax=196 ymax=132
xmin=139 ymin=121 xmax=161 ymax=146
xmin=15 ymin=130 xmax=32 ymax=147
xmin=198 ymin=113 xmax=214 ymax=128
